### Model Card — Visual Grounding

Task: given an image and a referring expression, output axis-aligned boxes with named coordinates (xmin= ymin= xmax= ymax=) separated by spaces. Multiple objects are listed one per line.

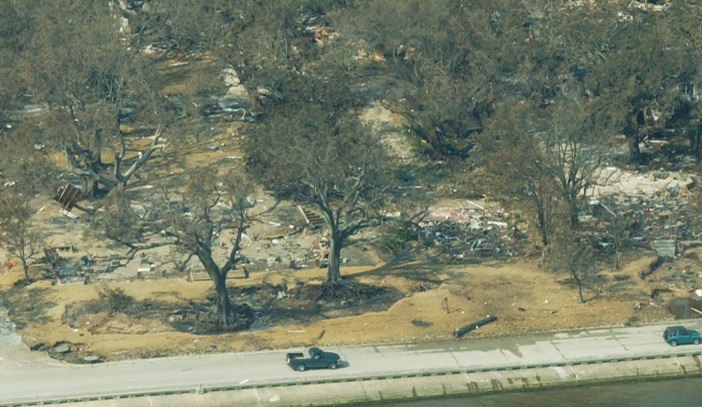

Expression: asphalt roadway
xmin=1 ymin=321 xmax=701 ymax=406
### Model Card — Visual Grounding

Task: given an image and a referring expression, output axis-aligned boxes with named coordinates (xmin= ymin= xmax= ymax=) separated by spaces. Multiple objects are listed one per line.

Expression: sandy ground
xmin=1 ymin=56 xmax=697 ymax=365
xmin=0 ymin=252 xmax=678 ymax=363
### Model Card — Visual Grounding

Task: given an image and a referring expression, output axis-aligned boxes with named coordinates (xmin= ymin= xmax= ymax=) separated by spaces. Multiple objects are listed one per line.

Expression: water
xmin=377 ymin=377 xmax=702 ymax=407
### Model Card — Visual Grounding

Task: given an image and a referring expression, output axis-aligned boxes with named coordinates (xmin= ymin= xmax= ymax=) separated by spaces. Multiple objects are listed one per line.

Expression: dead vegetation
xmin=59 ymin=278 xmax=403 ymax=338
xmin=0 ymin=248 xmax=691 ymax=364
xmin=2 ymin=32 xmax=702 ymax=365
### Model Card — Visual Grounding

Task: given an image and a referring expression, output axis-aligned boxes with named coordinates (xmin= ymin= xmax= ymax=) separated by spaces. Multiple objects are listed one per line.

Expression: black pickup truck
xmin=286 ymin=347 xmax=342 ymax=371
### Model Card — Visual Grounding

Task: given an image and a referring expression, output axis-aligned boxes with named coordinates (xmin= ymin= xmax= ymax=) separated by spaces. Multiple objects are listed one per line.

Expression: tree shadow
xmin=0 ymin=283 xmax=56 ymax=330
xmin=556 ymin=276 xmax=601 ymax=304
xmin=351 ymin=251 xmax=449 ymax=285
xmin=227 ymin=281 xmax=404 ymax=326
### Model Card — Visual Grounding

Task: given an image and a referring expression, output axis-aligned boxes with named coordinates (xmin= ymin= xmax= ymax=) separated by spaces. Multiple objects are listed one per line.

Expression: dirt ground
xmin=3 ymin=55 xmax=700 ymax=366
xmin=1 ymin=247 xmax=689 ymax=364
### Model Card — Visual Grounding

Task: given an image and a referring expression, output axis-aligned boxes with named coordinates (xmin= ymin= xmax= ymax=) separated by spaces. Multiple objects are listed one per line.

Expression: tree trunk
xmin=18 ymin=236 xmax=30 ymax=283
xmin=568 ymin=199 xmax=579 ymax=228
xmin=625 ymin=121 xmax=642 ymax=163
xmin=324 ymin=233 xmax=343 ymax=284
xmin=690 ymin=123 xmax=702 ymax=164
xmin=21 ymin=258 xmax=30 ymax=283
xmin=199 ymin=253 xmax=235 ymax=327
xmin=626 ymin=134 xmax=641 ymax=163
xmin=572 ymin=271 xmax=584 ymax=303
xmin=213 ymin=273 xmax=234 ymax=326
xmin=536 ymin=204 xmax=549 ymax=247
xmin=81 ymin=177 xmax=101 ymax=199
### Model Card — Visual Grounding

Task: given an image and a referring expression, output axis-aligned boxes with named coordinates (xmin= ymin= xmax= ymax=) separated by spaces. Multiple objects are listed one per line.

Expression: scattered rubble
xmin=584 ymin=167 xmax=701 ymax=260
xmin=200 ymin=67 xmax=260 ymax=121
xmin=419 ymin=200 xmax=517 ymax=263
xmin=591 ymin=166 xmax=696 ymax=198
xmin=37 ymin=246 xmax=127 ymax=285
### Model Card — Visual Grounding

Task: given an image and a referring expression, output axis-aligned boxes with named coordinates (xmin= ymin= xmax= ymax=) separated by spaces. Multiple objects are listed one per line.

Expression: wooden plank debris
xmin=54 ymin=184 xmax=82 ymax=212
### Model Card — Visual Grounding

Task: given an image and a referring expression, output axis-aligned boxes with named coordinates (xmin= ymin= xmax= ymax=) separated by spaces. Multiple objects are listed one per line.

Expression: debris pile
xmin=586 ymin=170 xmax=701 ymax=255
xmin=419 ymin=201 xmax=517 ymax=263
xmin=37 ymin=246 xmax=125 ymax=285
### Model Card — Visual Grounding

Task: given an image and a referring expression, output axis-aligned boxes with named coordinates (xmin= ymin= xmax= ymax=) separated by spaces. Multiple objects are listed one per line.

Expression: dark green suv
xmin=663 ymin=326 xmax=701 ymax=347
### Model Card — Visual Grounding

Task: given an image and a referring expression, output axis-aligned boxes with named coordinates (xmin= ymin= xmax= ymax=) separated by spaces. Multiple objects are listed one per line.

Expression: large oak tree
xmin=20 ymin=0 xmax=168 ymax=198
xmin=246 ymin=104 xmax=396 ymax=289
xmin=580 ymin=3 xmax=687 ymax=163
xmin=97 ymin=167 xmax=255 ymax=329
xmin=339 ymin=0 xmax=535 ymax=160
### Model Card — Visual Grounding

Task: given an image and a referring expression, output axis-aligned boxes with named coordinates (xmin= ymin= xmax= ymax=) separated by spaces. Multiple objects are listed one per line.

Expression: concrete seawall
xmin=6 ymin=353 xmax=702 ymax=407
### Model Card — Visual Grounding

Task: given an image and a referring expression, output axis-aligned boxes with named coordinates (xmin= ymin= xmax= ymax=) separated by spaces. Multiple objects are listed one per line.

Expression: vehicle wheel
xmin=670 ymin=340 xmax=678 ymax=347
xmin=694 ymin=339 xmax=700 ymax=345
xmin=296 ymin=364 xmax=306 ymax=372
xmin=328 ymin=363 xmax=337 ymax=370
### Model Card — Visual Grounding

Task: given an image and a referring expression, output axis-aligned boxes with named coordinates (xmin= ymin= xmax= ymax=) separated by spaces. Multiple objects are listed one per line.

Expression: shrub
xmin=96 ymin=286 xmax=134 ymax=316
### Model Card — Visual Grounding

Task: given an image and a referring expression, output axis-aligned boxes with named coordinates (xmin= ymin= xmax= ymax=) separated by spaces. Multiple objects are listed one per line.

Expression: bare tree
xmin=340 ymin=0 xmax=531 ymax=160
xmin=581 ymin=4 xmax=685 ymax=164
xmin=477 ymin=99 xmax=559 ymax=248
xmin=20 ymin=0 xmax=168 ymax=198
xmin=160 ymin=167 xmax=254 ymax=328
xmin=543 ymin=99 xmax=609 ymax=228
xmin=479 ymin=95 xmax=608 ymax=247
xmin=666 ymin=1 xmax=702 ymax=165
xmin=544 ymin=228 xmax=597 ymax=304
xmin=0 ymin=1 xmax=34 ymax=182
xmin=0 ymin=191 xmax=44 ymax=283
xmin=246 ymin=105 xmax=397 ymax=293
xmin=97 ymin=167 xmax=255 ymax=329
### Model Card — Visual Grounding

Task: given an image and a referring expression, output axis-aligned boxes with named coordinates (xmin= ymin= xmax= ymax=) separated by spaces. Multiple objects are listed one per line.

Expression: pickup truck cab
xmin=286 ymin=347 xmax=342 ymax=371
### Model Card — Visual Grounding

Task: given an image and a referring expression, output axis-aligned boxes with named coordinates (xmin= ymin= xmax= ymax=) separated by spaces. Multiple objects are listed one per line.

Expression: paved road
xmin=1 ymin=321 xmax=701 ymax=404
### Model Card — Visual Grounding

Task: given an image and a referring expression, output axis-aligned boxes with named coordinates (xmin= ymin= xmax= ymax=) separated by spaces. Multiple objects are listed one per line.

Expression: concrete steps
xmin=297 ymin=206 xmax=324 ymax=229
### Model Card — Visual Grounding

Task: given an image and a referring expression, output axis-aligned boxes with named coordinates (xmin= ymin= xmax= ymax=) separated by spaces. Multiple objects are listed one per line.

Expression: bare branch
xmin=114 ymin=125 xmax=165 ymax=186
